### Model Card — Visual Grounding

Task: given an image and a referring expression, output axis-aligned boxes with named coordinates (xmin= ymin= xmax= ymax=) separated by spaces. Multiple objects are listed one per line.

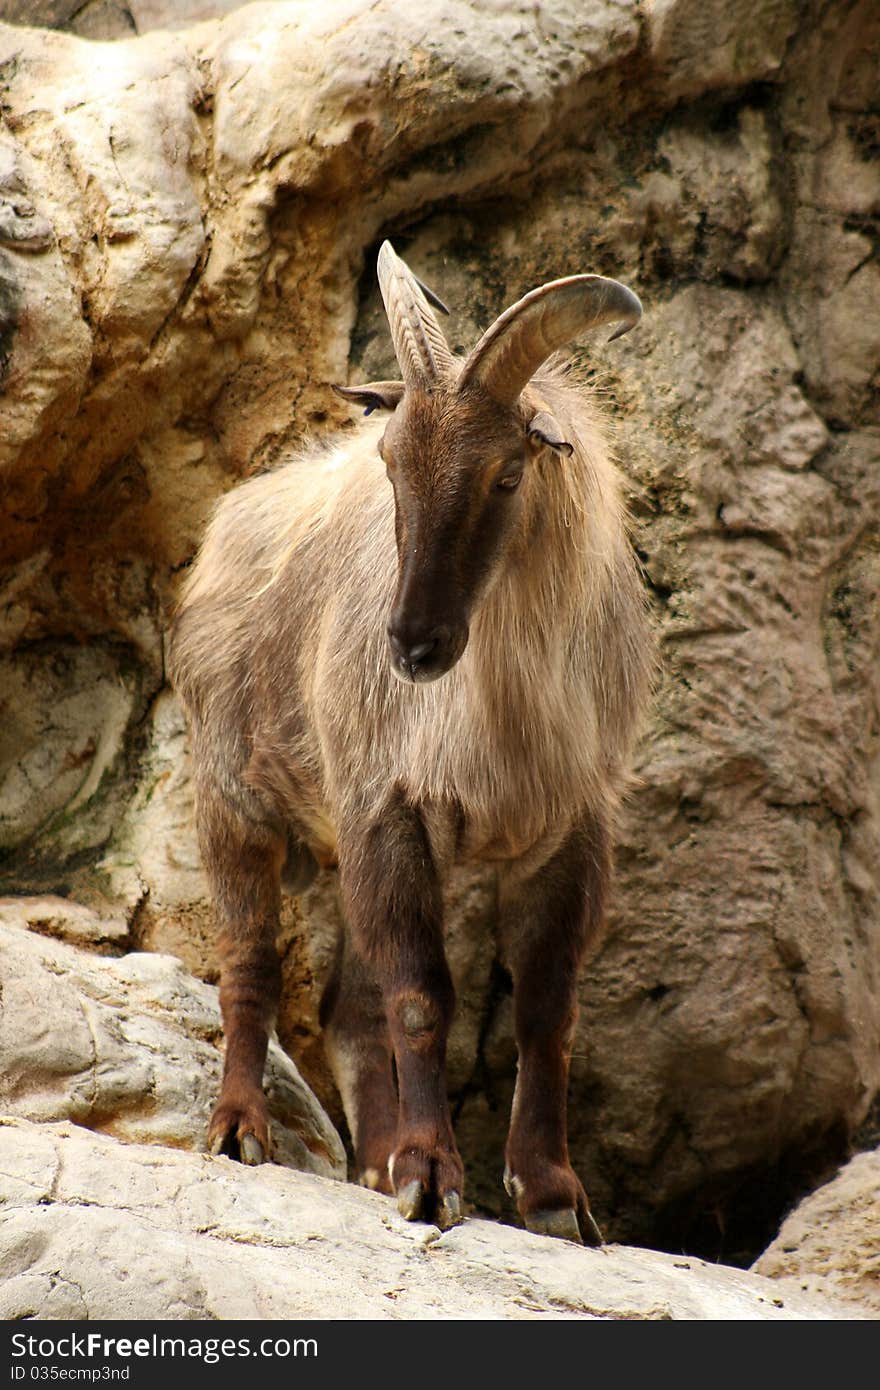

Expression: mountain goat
xmin=169 ymin=242 xmax=653 ymax=1244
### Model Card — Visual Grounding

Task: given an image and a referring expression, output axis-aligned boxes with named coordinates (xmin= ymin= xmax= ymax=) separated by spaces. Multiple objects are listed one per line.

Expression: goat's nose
xmin=387 ymin=625 xmax=440 ymax=673
xmin=405 ymin=639 xmax=436 ymax=663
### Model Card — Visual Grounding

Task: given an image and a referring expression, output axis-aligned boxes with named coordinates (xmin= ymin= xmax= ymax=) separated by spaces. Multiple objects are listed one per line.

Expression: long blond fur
xmin=170 ymin=358 xmax=654 ymax=877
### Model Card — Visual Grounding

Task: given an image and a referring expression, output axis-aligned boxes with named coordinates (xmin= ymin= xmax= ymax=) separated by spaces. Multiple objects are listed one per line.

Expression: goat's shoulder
xmin=179 ymin=424 xmax=387 ymax=605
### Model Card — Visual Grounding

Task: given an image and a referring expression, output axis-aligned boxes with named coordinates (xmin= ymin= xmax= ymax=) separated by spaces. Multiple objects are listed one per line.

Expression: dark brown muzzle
xmin=386 ymin=588 xmax=469 ymax=683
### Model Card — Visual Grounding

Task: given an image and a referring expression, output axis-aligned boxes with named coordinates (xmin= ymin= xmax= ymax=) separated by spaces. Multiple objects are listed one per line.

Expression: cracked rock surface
xmin=0 ymin=0 xmax=877 ymax=1267
xmin=0 ymin=1118 xmax=861 ymax=1320
xmin=0 ymin=922 xmax=345 ymax=1179
xmin=752 ymin=1147 xmax=880 ymax=1317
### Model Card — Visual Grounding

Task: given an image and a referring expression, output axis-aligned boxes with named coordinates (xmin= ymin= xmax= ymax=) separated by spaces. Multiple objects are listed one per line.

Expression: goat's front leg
xmin=338 ymin=796 xmax=462 ymax=1229
xmin=498 ymin=812 xmax=610 ymax=1246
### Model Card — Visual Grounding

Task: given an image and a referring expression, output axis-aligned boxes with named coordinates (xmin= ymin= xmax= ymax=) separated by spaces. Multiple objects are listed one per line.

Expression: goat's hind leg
xmin=198 ymin=789 xmax=285 ymax=1166
xmin=321 ymin=928 xmax=398 ymax=1194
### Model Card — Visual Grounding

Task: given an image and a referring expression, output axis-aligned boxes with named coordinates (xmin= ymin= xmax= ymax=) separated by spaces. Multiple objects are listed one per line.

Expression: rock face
xmin=0 ymin=922 xmax=345 ymax=1179
xmin=0 ymin=0 xmax=878 ymax=1262
xmin=0 ymin=2 xmax=244 ymax=43
xmin=0 ymin=1118 xmax=861 ymax=1320
xmin=753 ymin=1148 xmax=880 ymax=1316
xmin=0 ymin=893 xmax=128 ymax=947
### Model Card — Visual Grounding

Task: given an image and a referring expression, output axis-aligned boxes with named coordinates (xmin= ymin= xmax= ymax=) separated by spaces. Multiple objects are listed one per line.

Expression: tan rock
xmin=646 ymin=107 xmax=785 ymax=282
xmin=0 ymin=3 xmax=135 ymax=40
xmin=645 ymin=0 xmax=800 ymax=100
xmin=0 ymin=127 xmax=92 ymax=478
xmin=101 ymin=688 xmax=211 ymax=958
xmin=753 ymin=1149 xmax=880 ymax=1316
xmin=0 ymin=895 xmax=128 ymax=947
xmin=0 ymin=642 xmax=145 ymax=865
xmin=779 ymin=0 xmax=880 ymax=427
xmin=0 ymin=923 xmax=345 ymax=1178
xmin=0 ymin=1119 xmax=861 ymax=1319
xmin=807 ymin=262 xmax=880 ymax=425
xmin=130 ymin=2 xmax=244 ymax=34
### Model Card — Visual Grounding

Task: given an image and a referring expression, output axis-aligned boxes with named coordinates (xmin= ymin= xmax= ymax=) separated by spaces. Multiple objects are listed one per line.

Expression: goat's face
xmin=335 ymin=242 xmax=641 ymax=683
xmin=379 ymin=388 xmax=532 ymax=683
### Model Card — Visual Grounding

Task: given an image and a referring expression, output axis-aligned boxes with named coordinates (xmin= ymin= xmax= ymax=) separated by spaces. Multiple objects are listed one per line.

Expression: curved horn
xmin=377 ymin=240 xmax=455 ymax=389
xmin=457 ymin=274 xmax=642 ymax=406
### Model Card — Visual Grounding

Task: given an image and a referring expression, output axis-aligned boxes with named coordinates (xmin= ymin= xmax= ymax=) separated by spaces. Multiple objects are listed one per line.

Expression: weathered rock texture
xmin=0 ymin=892 xmax=128 ymax=947
xmin=0 ymin=1118 xmax=862 ymax=1320
xmin=0 ymin=922 xmax=345 ymax=1178
xmin=0 ymin=2 xmax=244 ymax=43
xmin=753 ymin=1147 xmax=880 ymax=1316
xmin=0 ymin=0 xmax=878 ymax=1261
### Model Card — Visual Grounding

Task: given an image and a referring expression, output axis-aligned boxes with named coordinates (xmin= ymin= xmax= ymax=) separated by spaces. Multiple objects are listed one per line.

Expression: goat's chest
xmin=391 ymin=658 xmax=600 ymax=865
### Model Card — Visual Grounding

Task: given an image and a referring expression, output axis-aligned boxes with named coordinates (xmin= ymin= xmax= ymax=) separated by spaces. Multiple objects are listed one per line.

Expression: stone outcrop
xmin=0 ymin=893 xmax=128 ymax=947
xmin=0 ymin=2 xmax=245 ymax=43
xmin=0 ymin=0 xmax=878 ymax=1264
xmin=0 ymin=921 xmax=345 ymax=1178
xmin=753 ymin=1147 xmax=880 ymax=1317
xmin=0 ymin=1118 xmax=862 ymax=1320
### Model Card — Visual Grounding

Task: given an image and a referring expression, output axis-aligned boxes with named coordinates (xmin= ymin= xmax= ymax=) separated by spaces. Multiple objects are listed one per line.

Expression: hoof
xmin=505 ymin=1163 xmax=604 ymax=1247
xmin=525 ymin=1208 xmax=584 ymax=1244
xmin=437 ymin=1190 xmax=462 ymax=1231
xmin=582 ymin=1207 xmax=605 ymax=1247
xmin=239 ymin=1133 xmax=265 ymax=1166
xmin=396 ymin=1178 xmax=462 ymax=1230
xmin=209 ymin=1129 xmax=265 ymax=1165
xmin=207 ymin=1099 xmax=269 ymax=1166
xmin=523 ymin=1205 xmax=604 ymax=1246
xmin=397 ymin=1178 xmax=424 ymax=1221
xmin=390 ymin=1136 xmax=464 ymax=1228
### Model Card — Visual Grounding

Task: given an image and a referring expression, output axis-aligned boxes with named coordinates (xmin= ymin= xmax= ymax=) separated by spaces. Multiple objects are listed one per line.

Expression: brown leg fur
xmin=498 ymin=812 xmax=610 ymax=1245
xmin=320 ymin=930 xmax=398 ymax=1192
xmin=337 ymin=793 xmax=462 ymax=1227
xmin=198 ymin=789 xmax=285 ymax=1164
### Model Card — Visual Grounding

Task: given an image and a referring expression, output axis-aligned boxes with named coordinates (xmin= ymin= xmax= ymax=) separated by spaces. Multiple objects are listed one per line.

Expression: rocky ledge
xmin=0 ymin=1118 xmax=862 ymax=1321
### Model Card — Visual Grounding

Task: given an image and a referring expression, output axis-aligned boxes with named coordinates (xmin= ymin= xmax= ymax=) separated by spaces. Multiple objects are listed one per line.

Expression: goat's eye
xmin=496 ymin=471 xmax=523 ymax=492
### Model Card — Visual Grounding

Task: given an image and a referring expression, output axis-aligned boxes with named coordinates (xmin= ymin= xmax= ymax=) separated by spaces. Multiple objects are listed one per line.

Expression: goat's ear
xmin=527 ymin=410 xmax=573 ymax=456
xmin=332 ymin=381 xmax=406 ymax=416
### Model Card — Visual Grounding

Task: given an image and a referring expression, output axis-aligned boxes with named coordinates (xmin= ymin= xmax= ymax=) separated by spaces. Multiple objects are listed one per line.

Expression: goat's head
xmin=335 ymin=242 xmax=641 ymax=684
